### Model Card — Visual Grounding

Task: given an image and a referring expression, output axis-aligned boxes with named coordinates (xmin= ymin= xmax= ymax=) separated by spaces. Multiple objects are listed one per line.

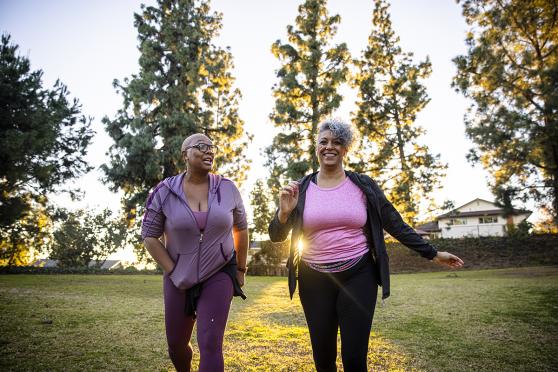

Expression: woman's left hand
xmin=236 ymin=270 xmax=245 ymax=287
xmin=432 ymin=251 xmax=464 ymax=269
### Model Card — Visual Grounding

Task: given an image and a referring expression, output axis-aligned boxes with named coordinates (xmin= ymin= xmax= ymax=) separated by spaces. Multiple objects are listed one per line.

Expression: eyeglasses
xmin=185 ymin=143 xmax=218 ymax=154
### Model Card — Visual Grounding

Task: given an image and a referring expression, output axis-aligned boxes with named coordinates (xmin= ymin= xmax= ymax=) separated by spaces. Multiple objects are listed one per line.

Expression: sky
xmin=1 ymin=0 xmax=533 ymax=259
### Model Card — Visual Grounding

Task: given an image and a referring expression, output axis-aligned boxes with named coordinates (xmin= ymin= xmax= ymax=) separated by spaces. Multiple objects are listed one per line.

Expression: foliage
xmin=0 ymin=266 xmax=159 ymax=275
xmin=533 ymin=207 xmax=558 ymax=234
xmin=506 ymin=219 xmax=533 ymax=238
xmin=452 ymin=0 xmax=558 ymax=223
xmin=0 ymin=34 xmax=93 ymax=264
xmin=352 ymin=0 xmax=446 ymax=224
xmin=249 ymin=240 xmax=290 ymax=266
xmin=249 ymin=179 xmax=275 ymax=238
xmin=0 ymin=199 xmax=51 ymax=266
xmin=265 ymin=0 xmax=350 ymax=194
xmin=49 ymin=209 xmax=127 ymax=268
xmin=0 ymin=34 xmax=93 ymax=266
xmin=102 ymin=0 xmax=250 ymax=218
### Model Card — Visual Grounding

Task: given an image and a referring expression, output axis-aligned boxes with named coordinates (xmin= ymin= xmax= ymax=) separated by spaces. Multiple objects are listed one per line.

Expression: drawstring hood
xmin=209 ymin=173 xmax=223 ymax=205
xmin=163 ymin=172 xmax=223 ymax=206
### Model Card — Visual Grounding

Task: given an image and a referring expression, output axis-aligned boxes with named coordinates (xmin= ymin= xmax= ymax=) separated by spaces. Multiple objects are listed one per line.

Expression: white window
xmin=479 ymin=216 xmax=498 ymax=224
xmin=448 ymin=218 xmax=467 ymax=225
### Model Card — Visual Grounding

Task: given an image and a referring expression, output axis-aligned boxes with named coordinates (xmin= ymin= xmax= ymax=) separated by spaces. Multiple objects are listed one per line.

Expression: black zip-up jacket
xmin=268 ymin=171 xmax=438 ymax=300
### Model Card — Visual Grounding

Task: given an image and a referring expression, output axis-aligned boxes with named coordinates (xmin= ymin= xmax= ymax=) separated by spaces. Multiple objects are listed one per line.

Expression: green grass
xmin=1 ymin=267 xmax=557 ymax=371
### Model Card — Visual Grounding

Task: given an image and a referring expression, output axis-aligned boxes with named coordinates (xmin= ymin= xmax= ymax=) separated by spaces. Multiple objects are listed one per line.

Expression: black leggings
xmin=298 ymin=254 xmax=378 ymax=372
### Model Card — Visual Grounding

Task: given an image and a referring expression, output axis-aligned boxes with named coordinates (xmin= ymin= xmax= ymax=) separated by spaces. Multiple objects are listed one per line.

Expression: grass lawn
xmin=1 ymin=266 xmax=557 ymax=371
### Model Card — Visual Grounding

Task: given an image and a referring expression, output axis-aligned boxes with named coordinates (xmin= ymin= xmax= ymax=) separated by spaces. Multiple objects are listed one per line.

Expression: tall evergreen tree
xmin=102 ymin=0 xmax=250 ymax=217
xmin=0 ymin=34 xmax=94 ymax=228
xmin=352 ymin=0 xmax=446 ymax=224
xmin=266 ymin=0 xmax=350 ymax=194
xmin=0 ymin=34 xmax=93 ymax=265
xmin=453 ymin=0 xmax=558 ymax=223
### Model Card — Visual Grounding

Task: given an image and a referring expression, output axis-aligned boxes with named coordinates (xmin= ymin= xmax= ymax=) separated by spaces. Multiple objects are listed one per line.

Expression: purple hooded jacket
xmin=141 ymin=173 xmax=247 ymax=290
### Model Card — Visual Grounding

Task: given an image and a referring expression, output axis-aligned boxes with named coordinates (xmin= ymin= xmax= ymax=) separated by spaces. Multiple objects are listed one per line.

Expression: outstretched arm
xmin=370 ymin=177 xmax=464 ymax=267
xmin=432 ymin=251 xmax=464 ymax=268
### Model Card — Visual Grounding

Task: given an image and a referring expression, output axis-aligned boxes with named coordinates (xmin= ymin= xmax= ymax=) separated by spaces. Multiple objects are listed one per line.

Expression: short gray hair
xmin=317 ymin=118 xmax=356 ymax=150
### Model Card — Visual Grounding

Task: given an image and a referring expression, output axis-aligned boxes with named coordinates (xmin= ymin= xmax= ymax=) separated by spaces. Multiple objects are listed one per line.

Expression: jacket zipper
xmin=181 ymin=174 xmax=217 ymax=284
xmin=197 ymin=231 xmax=204 ymax=282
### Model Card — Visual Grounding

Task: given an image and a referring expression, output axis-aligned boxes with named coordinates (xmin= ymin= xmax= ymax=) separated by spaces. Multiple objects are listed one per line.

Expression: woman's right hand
xmin=278 ymin=181 xmax=299 ymax=223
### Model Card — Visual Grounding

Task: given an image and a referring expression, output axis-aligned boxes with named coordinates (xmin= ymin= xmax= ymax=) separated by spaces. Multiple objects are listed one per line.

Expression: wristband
xmin=237 ymin=267 xmax=247 ymax=273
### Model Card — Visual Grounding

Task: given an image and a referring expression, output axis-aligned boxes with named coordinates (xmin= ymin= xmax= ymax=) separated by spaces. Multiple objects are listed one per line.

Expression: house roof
xmin=88 ymin=260 xmax=123 ymax=270
xmin=438 ymin=208 xmax=531 ymax=218
xmin=437 ymin=198 xmax=531 ymax=219
xmin=32 ymin=259 xmax=125 ymax=269
xmin=415 ymin=221 xmax=441 ymax=232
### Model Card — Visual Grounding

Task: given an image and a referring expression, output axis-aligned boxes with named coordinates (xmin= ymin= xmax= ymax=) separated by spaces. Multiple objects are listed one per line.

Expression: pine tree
xmin=352 ymin=0 xmax=446 ymax=224
xmin=102 ymin=0 xmax=250 ymax=217
xmin=0 ymin=34 xmax=93 ymax=265
xmin=266 ymin=0 xmax=350 ymax=194
xmin=453 ymin=0 xmax=558 ymax=223
xmin=0 ymin=34 xmax=94 ymax=228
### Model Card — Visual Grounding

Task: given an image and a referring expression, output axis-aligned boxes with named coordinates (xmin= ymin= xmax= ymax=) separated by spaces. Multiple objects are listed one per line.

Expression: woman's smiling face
xmin=316 ymin=129 xmax=348 ymax=167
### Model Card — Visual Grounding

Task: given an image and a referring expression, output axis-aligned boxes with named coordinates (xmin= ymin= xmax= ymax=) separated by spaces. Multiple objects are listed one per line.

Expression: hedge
xmin=0 ymin=266 xmax=161 ymax=275
xmin=2 ymin=235 xmax=556 ymax=276
xmin=387 ymin=233 xmax=558 ymax=273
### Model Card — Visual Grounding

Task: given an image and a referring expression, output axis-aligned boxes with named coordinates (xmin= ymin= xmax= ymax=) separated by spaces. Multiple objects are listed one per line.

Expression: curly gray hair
xmin=317 ymin=118 xmax=357 ymax=150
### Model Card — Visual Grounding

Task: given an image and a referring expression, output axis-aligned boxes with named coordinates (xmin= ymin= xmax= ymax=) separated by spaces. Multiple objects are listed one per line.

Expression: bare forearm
xmin=143 ymin=237 xmax=175 ymax=273
xmin=233 ymin=228 xmax=249 ymax=269
xmin=278 ymin=209 xmax=290 ymax=224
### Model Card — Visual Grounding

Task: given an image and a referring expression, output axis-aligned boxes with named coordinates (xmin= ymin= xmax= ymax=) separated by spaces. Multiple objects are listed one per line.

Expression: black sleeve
xmin=268 ymin=209 xmax=295 ymax=243
xmin=369 ymin=178 xmax=438 ymax=260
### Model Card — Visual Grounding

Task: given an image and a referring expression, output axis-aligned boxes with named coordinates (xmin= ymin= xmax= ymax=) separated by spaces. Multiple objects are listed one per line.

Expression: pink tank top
xmin=192 ymin=211 xmax=208 ymax=231
xmin=302 ymin=177 xmax=368 ymax=264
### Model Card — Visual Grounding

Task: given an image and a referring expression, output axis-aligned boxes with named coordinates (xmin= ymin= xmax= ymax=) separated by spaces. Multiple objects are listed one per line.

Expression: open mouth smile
xmin=322 ymin=152 xmax=338 ymax=158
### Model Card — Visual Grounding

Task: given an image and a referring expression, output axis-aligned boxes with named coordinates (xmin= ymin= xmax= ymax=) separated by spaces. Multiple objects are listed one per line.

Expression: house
xmin=416 ymin=198 xmax=531 ymax=239
xmin=88 ymin=260 xmax=127 ymax=270
xmin=32 ymin=259 xmax=128 ymax=270
xmin=414 ymin=221 xmax=441 ymax=239
xmin=32 ymin=259 xmax=59 ymax=268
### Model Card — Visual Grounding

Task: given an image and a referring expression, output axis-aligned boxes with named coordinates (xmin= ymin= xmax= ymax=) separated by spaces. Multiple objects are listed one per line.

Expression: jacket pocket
xmin=167 ymin=254 xmax=181 ymax=276
xmin=219 ymin=243 xmax=228 ymax=261
xmin=169 ymin=252 xmax=198 ymax=290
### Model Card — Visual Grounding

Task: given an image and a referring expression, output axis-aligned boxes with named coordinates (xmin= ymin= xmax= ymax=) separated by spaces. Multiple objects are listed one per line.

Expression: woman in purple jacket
xmin=141 ymin=133 xmax=248 ymax=372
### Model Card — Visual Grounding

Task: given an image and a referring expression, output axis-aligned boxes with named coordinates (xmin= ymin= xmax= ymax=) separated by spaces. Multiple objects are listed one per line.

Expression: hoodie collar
xmin=164 ymin=172 xmax=223 ymax=205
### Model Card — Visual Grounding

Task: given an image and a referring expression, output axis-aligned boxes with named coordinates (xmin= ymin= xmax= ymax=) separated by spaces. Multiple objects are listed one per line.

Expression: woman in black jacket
xmin=269 ymin=118 xmax=463 ymax=372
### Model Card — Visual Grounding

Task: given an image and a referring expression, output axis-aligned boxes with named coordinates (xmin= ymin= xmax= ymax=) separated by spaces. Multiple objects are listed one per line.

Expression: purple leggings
xmin=163 ymin=271 xmax=233 ymax=372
